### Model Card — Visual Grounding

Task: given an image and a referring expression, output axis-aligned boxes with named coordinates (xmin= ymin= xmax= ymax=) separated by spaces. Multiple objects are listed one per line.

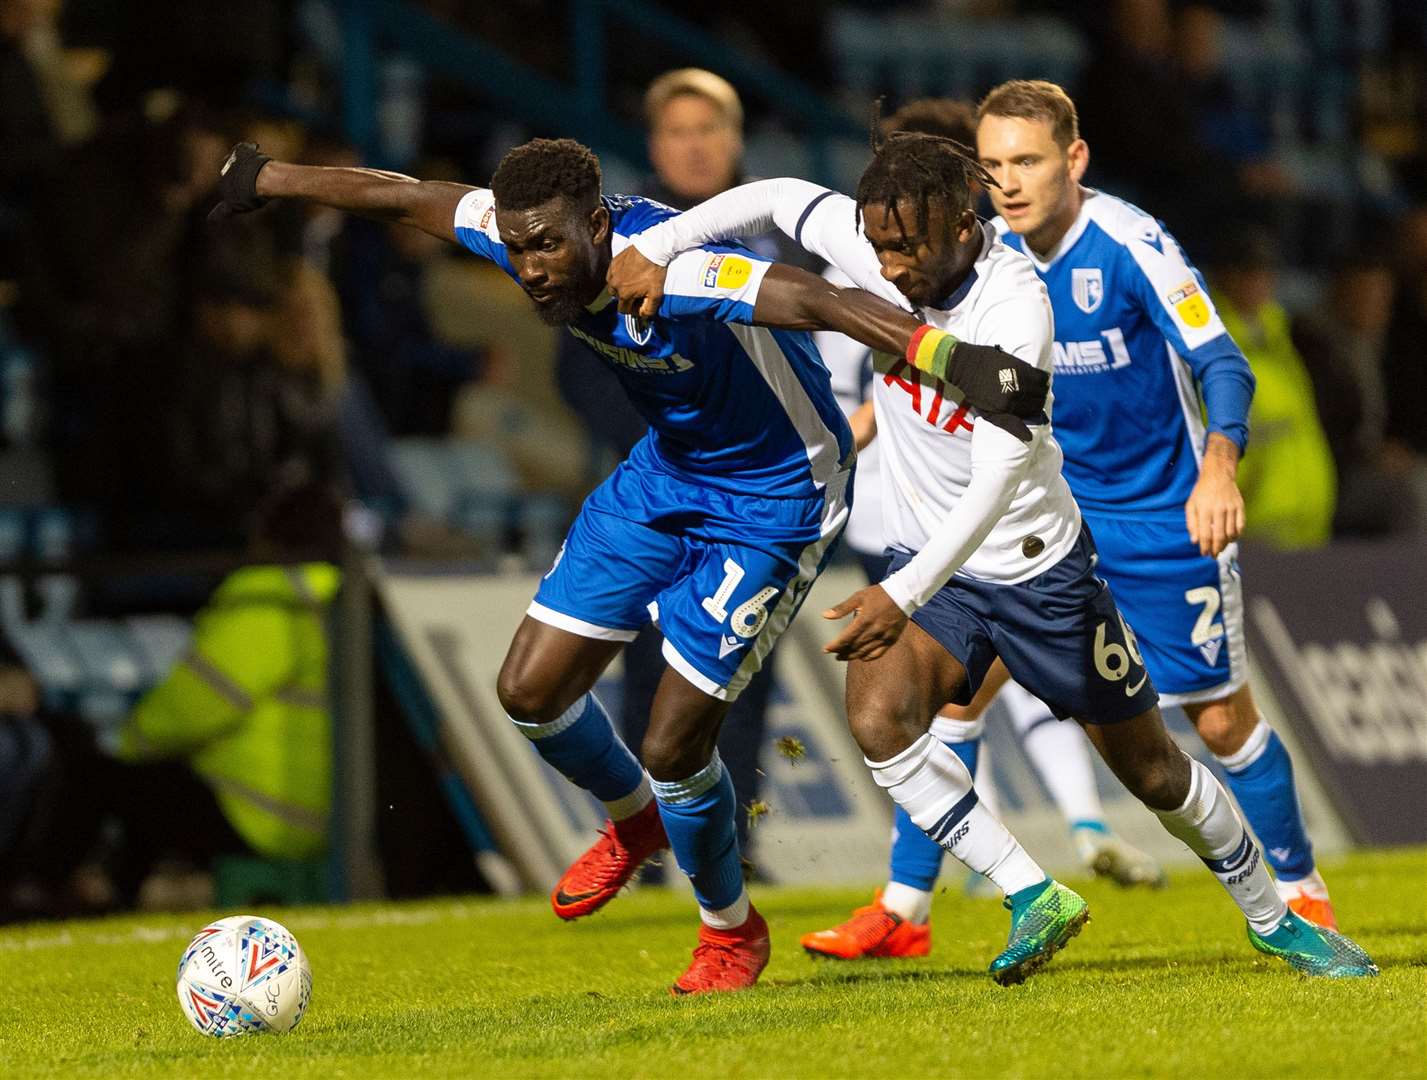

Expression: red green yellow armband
xmin=905 ymin=325 xmax=960 ymax=382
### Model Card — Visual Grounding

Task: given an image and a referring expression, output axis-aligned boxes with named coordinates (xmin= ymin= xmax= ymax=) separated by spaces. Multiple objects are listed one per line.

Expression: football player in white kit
xmin=974 ymin=80 xmax=1342 ymax=929
xmin=608 ymin=130 xmax=1377 ymax=979
xmin=808 ymin=98 xmax=1164 ymax=963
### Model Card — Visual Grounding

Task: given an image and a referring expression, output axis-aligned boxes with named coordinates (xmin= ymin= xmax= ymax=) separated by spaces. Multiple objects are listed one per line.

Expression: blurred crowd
xmin=0 ymin=0 xmax=1424 ymax=918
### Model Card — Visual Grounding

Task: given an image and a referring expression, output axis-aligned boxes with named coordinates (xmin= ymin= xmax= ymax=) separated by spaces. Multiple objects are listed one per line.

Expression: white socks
xmin=604 ymin=773 xmax=653 ymax=821
xmin=1153 ymin=758 xmax=1287 ymax=934
xmin=701 ymin=889 xmax=751 ymax=929
xmin=882 ymin=881 xmax=934 ymax=924
xmin=1274 ymin=868 xmax=1330 ymax=903
xmin=867 ymin=733 xmax=1046 ymax=898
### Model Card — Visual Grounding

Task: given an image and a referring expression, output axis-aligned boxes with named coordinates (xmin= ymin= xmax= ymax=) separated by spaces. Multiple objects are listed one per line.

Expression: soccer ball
xmin=175 ymin=915 xmax=312 ymax=1038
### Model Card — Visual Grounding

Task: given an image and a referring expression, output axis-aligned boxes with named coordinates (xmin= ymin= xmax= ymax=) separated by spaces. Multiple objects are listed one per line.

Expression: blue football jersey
xmin=453 ymin=189 xmax=852 ymax=500
xmin=995 ymin=191 xmax=1254 ymax=516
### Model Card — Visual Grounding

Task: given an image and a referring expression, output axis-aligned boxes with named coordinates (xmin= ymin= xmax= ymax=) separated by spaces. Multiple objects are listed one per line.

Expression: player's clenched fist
xmin=208 ymin=142 xmax=273 ymax=224
xmin=607 ymin=246 xmax=668 ymax=319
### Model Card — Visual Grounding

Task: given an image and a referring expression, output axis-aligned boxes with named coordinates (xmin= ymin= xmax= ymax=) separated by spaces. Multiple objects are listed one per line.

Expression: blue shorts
xmin=532 ymin=446 xmax=849 ymax=701
xmin=1082 ymin=510 xmax=1246 ymax=706
xmin=887 ymin=526 xmax=1158 ymax=724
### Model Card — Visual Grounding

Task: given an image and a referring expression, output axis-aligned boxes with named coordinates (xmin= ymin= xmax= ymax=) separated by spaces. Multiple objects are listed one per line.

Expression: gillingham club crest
xmin=1072 ymin=267 xmax=1104 ymax=313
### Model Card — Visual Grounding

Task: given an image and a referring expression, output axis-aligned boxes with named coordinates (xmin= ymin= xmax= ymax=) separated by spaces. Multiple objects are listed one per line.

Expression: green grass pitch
xmin=2 ymin=847 xmax=1423 ymax=1079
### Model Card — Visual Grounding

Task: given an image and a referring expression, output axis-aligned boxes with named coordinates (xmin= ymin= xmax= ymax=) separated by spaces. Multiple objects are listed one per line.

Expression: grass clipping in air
xmin=775 ymin=736 xmax=806 ymax=763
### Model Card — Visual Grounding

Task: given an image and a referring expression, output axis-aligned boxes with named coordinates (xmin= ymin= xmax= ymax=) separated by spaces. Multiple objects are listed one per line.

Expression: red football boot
xmin=550 ymin=800 xmax=667 ymax=921
xmin=800 ymin=890 xmax=931 ymax=960
xmin=670 ymin=907 xmax=771 ymax=996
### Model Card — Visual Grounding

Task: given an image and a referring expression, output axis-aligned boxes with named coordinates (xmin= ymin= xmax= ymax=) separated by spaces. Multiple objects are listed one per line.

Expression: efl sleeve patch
xmin=452 ymin=188 xmax=514 ymax=275
xmin=1125 ymin=229 xmax=1227 ymax=351
xmin=700 ymin=253 xmax=754 ymax=290
xmin=453 ymin=188 xmax=499 ymax=241
xmin=1168 ymin=280 xmax=1212 ymax=329
xmin=662 ymin=247 xmax=771 ymax=324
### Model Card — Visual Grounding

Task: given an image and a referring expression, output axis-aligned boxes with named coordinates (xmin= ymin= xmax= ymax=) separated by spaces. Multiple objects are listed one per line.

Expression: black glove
xmin=208 ymin=143 xmax=273 ymax=224
xmin=946 ymin=341 xmax=1049 ymax=417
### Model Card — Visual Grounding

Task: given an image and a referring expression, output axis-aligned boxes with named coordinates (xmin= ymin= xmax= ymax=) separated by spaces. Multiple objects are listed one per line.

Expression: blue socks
xmin=652 ymin=753 xmax=746 ymax=918
xmin=889 ymin=737 xmax=980 ymax=891
xmin=1217 ymin=722 xmax=1314 ymax=881
xmin=510 ymin=692 xmax=646 ymax=804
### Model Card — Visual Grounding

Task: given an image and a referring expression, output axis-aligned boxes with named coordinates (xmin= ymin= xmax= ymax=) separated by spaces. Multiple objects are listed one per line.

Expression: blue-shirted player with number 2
xmin=974 ymin=81 xmax=1345 ymax=930
xmin=208 ymin=135 xmax=1051 ymax=994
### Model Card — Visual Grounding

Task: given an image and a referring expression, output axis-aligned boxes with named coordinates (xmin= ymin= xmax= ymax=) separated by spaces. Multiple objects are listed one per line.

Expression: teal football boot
xmin=1248 ymin=910 xmax=1379 ymax=978
xmin=989 ymin=880 xmax=1090 ymax=986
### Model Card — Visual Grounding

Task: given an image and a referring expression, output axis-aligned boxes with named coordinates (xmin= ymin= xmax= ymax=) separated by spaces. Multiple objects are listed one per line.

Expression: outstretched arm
xmin=635 ymin=177 xmax=882 ymax=284
xmin=210 ymin=143 xmax=475 ymax=244
xmin=750 ymin=263 xmax=1048 ymax=433
xmin=615 ymin=177 xmax=884 ymax=313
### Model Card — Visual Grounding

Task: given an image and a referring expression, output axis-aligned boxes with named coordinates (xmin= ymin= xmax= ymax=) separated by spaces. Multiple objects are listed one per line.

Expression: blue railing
xmin=338 ymin=0 xmax=861 ymax=184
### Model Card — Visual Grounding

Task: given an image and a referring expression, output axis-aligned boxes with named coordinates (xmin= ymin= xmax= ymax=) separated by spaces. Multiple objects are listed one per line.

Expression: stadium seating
xmin=828 ymin=10 xmax=1088 ymax=106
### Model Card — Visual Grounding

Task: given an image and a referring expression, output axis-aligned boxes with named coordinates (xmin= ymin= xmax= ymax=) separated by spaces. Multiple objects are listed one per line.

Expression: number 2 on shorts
xmin=1184 ymin=586 xmax=1224 ymax=646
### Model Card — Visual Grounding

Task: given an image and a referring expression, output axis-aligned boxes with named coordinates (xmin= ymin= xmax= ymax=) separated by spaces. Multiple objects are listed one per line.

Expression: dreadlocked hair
xmin=491 ymin=137 xmax=602 ymax=212
xmin=855 ymin=104 xmax=998 ymax=240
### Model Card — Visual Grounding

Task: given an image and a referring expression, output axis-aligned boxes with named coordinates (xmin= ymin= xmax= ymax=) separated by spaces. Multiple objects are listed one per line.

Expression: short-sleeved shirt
xmin=993 ymin=190 xmax=1251 ymax=517
xmin=452 ymin=189 xmax=852 ymax=500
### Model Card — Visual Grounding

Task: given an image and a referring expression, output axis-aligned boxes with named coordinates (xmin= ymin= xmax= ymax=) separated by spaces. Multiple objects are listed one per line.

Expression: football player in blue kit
xmin=208 ymin=137 xmax=1050 ymax=994
xmin=970 ymin=81 xmax=1344 ymax=929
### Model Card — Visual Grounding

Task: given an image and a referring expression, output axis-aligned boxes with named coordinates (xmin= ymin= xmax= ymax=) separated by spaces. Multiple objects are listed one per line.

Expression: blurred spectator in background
xmin=101 ymin=481 xmax=341 ymax=907
xmin=339 ymin=159 xmax=488 ymax=438
xmin=554 ymin=68 xmax=782 ymax=862
xmin=166 ymin=238 xmax=345 ymax=547
xmin=1210 ymin=228 xmax=1337 ymax=549
xmin=0 ymin=656 xmax=54 ymax=916
xmin=0 ymin=656 xmax=117 ymax=921
xmin=1175 ymin=4 xmax=1293 ymax=200
xmin=0 ymin=481 xmax=341 ymax=918
xmin=1383 ymin=179 xmax=1427 ymax=468
xmin=15 ymin=99 xmax=229 ymax=533
xmin=1076 ymin=0 xmax=1260 ymax=247
xmin=645 ymin=67 xmax=746 ymax=209
xmin=1292 ymin=251 xmax=1421 ymax=537
xmin=0 ymin=0 xmax=100 ymax=256
xmin=16 ymin=100 xmax=225 ymax=360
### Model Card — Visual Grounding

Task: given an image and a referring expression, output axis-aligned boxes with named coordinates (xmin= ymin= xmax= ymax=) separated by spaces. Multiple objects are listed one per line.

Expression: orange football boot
xmin=550 ymin=800 xmax=667 ymax=921
xmin=1285 ymin=891 xmax=1339 ymax=931
xmin=800 ymin=890 xmax=931 ymax=960
xmin=671 ymin=907 xmax=771 ymax=995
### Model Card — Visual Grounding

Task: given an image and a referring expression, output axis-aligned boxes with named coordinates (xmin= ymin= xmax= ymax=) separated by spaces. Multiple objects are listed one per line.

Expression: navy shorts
xmin=885 ymin=525 xmax=1159 ymax=723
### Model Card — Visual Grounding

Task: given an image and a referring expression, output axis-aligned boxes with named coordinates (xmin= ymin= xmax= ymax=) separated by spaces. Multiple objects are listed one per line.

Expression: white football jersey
xmin=633 ymin=177 xmax=1082 ymax=603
